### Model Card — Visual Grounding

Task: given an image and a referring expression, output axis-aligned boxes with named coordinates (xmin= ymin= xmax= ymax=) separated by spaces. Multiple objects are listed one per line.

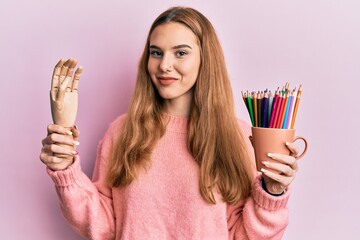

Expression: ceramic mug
xmin=249 ymin=127 xmax=308 ymax=173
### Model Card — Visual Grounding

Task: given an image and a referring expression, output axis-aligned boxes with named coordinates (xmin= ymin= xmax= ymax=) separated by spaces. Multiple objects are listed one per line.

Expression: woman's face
xmin=148 ymin=22 xmax=201 ymax=115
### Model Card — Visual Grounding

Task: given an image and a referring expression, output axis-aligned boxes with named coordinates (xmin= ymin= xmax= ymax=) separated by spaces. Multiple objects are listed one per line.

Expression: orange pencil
xmin=290 ymin=85 xmax=302 ymax=129
xmin=253 ymin=92 xmax=258 ymax=127
xmin=257 ymin=91 xmax=263 ymax=127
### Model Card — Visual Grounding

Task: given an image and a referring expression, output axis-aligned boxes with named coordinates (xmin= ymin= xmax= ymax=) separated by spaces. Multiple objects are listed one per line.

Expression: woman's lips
xmin=157 ymin=76 xmax=178 ymax=86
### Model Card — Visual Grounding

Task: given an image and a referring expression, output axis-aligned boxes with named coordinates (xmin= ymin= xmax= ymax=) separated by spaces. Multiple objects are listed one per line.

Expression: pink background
xmin=1 ymin=0 xmax=359 ymax=239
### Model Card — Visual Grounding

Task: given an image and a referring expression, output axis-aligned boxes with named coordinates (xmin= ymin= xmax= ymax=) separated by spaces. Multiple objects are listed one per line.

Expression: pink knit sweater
xmin=48 ymin=114 xmax=290 ymax=240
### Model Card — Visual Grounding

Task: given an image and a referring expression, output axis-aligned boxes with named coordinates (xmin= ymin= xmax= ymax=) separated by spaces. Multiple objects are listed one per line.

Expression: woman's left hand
xmin=260 ymin=142 xmax=299 ymax=195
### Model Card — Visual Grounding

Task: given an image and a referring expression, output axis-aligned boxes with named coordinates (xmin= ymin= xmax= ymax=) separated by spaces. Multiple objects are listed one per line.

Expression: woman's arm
xmin=41 ymin=116 xmax=126 ymax=239
xmin=47 ymin=155 xmax=115 ymax=240
xmin=226 ymin=119 xmax=291 ymax=239
xmin=227 ymin=175 xmax=290 ymax=240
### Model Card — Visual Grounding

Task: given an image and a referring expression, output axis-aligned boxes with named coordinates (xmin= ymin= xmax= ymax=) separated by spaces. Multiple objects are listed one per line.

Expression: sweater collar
xmin=165 ymin=113 xmax=188 ymax=133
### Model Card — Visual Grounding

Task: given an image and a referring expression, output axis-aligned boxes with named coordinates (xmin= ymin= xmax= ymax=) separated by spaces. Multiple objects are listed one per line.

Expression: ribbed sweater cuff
xmin=252 ymin=175 xmax=290 ymax=211
xmin=47 ymin=156 xmax=81 ymax=187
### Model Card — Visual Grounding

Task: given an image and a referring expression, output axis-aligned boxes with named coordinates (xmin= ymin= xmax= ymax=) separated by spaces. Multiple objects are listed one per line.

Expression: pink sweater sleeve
xmin=226 ymin=120 xmax=290 ymax=239
xmin=47 ymin=116 xmax=125 ymax=240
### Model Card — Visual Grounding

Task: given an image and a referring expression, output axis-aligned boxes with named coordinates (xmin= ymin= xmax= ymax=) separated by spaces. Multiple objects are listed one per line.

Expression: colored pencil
xmin=242 ymin=83 xmax=302 ymax=129
xmin=253 ymin=92 xmax=258 ymax=127
xmin=262 ymin=92 xmax=269 ymax=128
xmin=257 ymin=92 xmax=262 ymax=127
xmin=273 ymin=90 xmax=285 ymax=128
xmin=269 ymin=89 xmax=280 ymax=128
xmin=286 ymin=88 xmax=296 ymax=129
xmin=290 ymin=85 xmax=302 ymax=129
xmin=246 ymin=95 xmax=255 ymax=126
xmin=282 ymin=92 xmax=293 ymax=129
xmin=268 ymin=91 xmax=274 ymax=122
xmin=277 ymin=91 xmax=289 ymax=128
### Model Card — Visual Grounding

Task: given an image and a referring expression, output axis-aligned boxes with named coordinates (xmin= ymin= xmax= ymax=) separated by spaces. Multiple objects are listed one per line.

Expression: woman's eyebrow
xmin=173 ymin=44 xmax=192 ymax=50
xmin=149 ymin=44 xmax=192 ymax=50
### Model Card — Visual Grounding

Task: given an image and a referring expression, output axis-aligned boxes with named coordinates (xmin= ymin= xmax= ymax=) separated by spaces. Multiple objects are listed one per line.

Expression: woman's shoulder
xmin=237 ymin=118 xmax=251 ymax=128
xmin=101 ymin=113 xmax=127 ymax=142
xmin=109 ymin=113 xmax=127 ymax=131
xmin=236 ymin=118 xmax=252 ymax=137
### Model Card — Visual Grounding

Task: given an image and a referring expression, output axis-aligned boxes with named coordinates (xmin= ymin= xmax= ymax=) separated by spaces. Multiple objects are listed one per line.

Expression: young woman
xmin=40 ymin=6 xmax=299 ymax=240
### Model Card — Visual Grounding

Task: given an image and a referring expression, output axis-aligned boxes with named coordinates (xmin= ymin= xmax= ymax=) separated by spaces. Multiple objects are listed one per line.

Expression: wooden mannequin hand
xmin=50 ymin=58 xmax=83 ymax=127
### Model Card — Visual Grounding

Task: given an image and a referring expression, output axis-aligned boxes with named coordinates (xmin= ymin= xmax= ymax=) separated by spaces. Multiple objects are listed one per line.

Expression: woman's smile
xmin=156 ymin=75 xmax=179 ymax=86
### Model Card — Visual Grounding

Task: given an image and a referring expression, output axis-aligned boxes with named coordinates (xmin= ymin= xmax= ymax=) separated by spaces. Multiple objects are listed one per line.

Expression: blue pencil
xmin=282 ymin=94 xmax=293 ymax=129
xmin=262 ymin=93 xmax=269 ymax=128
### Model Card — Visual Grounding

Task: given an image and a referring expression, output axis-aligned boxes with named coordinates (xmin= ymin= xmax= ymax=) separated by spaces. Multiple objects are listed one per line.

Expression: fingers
xmin=54 ymin=58 xmax=83 ymax=101
xmin=266 ymin=152 xmax=298 ymax=171
xmin=40 ymin=137 xmax=78 ymax=170
xmin=39 ymin=150 xmax=75 ymax=171
xmin=42 ymin=143 xmax=78 ymax=157
xmin=45 ymin=124 xmax=80 ymax=146
xmin=71 ymin=125 xmax=80 ymax=140
xmin=42 ymin=133 xmax=79 ymax=147
xmin=50 ymin=59 xmax=65 ymax=100
xmin=260 ymin=142 xmax=300 ymax=194
xmin=71 ymin=66 xmax=83 ymax=92
xmin=260 ymin=153 xmax=298 ymax=190
xmin=47 ymin=124 xmax=73 ymax=136
xmin=262 ymin=159 xmax=296 ymax=177
xmin=66 ymin=59 xmax=78 ymax=92
xmin=261 ymin=169 xmax=289 ymax=191
xmin=286 ymin=141 xmax=299 ymax=157
xmin=40 ymin=124 xmax=80 ymax=171
xmin=57 ymin=59 xmax=73 ymax=102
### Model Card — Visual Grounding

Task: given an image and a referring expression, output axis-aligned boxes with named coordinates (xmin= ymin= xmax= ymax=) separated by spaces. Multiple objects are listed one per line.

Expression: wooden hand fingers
xmin=52 ymin=58 xmax=83 ymax=102
xmin=66 ymin=59 xmax=78 ymax=92
xmin=71 ymin=66 xmax=83 ymax=92
xmin=50 ymin=59 xmax=65 ymax=100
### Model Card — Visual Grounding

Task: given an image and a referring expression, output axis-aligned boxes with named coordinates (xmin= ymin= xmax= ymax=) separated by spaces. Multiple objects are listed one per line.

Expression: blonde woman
xmin=40 ymin=7 xmax=299 ymax=240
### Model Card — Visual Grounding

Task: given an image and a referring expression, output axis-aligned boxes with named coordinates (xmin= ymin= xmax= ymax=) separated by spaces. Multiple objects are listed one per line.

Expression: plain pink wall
xmin=1 ymin=0 xmax=359 ymax=239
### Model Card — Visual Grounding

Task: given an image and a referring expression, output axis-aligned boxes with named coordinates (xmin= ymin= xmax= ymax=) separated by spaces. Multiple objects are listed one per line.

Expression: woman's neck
xmin=164 ymin=90 xmax=193 ymax=117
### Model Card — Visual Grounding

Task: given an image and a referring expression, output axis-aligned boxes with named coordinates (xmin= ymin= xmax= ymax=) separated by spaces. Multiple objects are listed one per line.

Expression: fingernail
xmin=72 ymin=150 xmax=78 ymax=155
xmin=66 ymin=131 xmax=73 ymax=135
xmin=285 ymin=142 xmax=290 ymax=146
xmin=267 ymin=153 xmax=274 ymax=158
xmin=261 ymin=168 xmax=267 ymax=173
xmin=262 ymin=161 xmax=269 ymax=166
xmin=73 ymin=141 xmax=80 ymax=146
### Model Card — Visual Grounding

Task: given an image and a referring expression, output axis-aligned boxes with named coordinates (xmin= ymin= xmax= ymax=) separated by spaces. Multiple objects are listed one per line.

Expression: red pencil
xmin=273 ymin=89 xmax=285 ymax=128
xmin=269 ymin=89 xmax=280 ymax=128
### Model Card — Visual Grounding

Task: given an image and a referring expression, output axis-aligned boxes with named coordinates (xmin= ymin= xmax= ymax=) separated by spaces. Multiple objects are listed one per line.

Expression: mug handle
xmin=293 ymin=136 xmax=308 ymax=160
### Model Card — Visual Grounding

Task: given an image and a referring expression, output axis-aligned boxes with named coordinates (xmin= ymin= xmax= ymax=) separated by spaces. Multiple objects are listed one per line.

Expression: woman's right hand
xmin=40 ymin=124 xmax=80 ymax=171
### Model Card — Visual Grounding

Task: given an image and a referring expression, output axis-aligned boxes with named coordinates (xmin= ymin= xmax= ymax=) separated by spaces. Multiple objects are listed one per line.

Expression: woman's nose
xmin=159 ymin=54 xmax=173 ymax=72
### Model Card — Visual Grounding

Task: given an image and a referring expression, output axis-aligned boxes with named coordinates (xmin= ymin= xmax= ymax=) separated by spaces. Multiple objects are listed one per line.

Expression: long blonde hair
xmin=107 ymin=7 xmax=254 ymax=204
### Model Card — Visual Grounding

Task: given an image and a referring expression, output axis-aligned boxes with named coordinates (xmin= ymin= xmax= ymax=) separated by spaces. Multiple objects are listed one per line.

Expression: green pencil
xmin=246 ymin=96 xmax=255 ymax=126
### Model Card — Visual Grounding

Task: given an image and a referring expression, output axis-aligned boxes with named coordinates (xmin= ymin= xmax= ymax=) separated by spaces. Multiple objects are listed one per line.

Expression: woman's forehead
xmin=149 ymin=22 xmax=198 ymax=48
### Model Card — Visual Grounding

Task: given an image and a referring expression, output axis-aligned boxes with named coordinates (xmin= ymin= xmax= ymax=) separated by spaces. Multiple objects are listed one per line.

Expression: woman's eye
xmin=150 ymin=50 xmax=162 ymax=57
xmin=176 ymin=51 xmax=187 ymax=57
